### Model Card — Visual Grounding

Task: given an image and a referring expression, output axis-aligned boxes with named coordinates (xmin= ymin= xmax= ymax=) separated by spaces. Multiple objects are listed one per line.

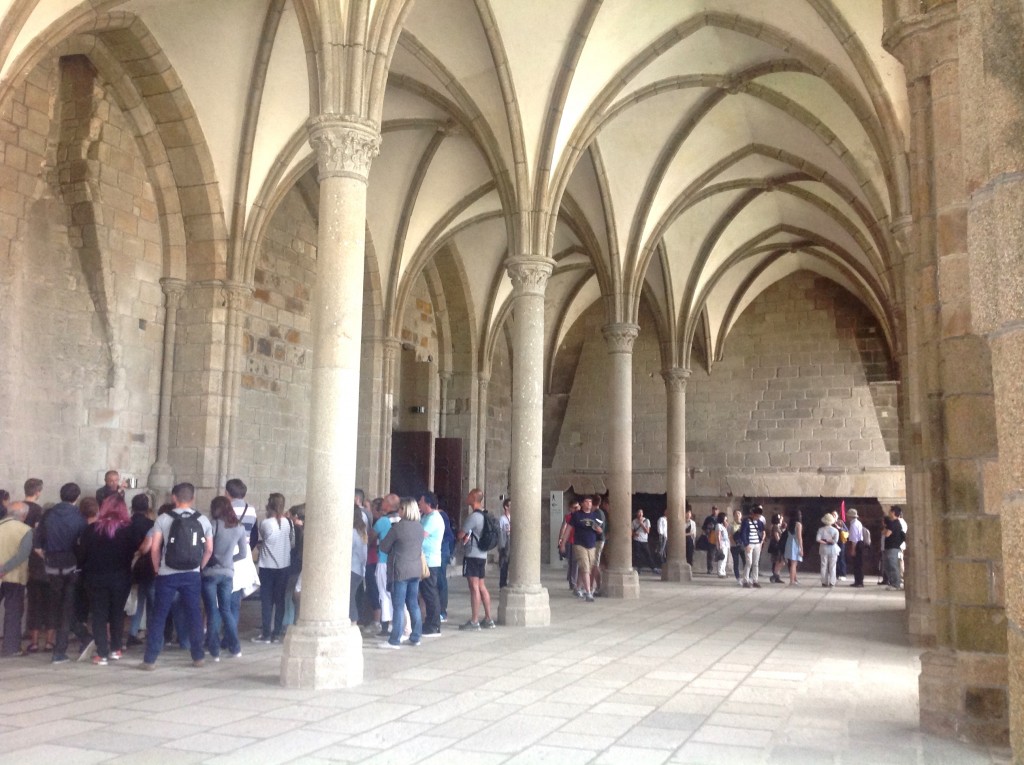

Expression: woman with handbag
xmin=714 ymin=511 xmax=730 ymax=577
xmin=377 ymin=498 xmax=424 ymax=649
xmin=252 ymin=493 xmax=292 ymax=644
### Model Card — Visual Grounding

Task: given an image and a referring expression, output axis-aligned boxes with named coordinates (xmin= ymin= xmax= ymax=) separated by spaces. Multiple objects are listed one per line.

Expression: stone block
xmin=954 ymin=605 xmax=1008 ymax=653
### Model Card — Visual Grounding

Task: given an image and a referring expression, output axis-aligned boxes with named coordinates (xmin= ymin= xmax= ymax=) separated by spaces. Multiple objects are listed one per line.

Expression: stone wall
xmin=0 ymin=55 xmax=163 ymax=498
xmin=548 ymin=271 xmax=901 ymax=502
xmin=236 ymin=187 xmax=315 ymax=504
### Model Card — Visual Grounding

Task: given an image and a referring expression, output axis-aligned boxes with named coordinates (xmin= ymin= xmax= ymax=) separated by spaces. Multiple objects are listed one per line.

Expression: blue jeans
xmin=389 ymin=578 xmax=422 ymax=646
xmin=129 ymin=581 xmax=155 ymax=637
xmin=437 ymin=564 xmax=448 ymax=618
xmin=201 ymin=574 xmax=239 ymax=657
xmin=145 ymin=572 xmax=204 ymax=664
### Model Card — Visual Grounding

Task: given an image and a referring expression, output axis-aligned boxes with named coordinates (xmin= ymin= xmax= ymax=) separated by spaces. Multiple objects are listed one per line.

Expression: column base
xmin=498 ymin=584 xmax=550 ymax=627
xmin=661 ymin=560 xmax=693 ymax=582
xmin=280 ymin=622 xmax=363 ymax=689
xmin=919 ymin=648 xmax=1009 ymax=746
xmin=603 ymin=567 xmax=640 ymax=599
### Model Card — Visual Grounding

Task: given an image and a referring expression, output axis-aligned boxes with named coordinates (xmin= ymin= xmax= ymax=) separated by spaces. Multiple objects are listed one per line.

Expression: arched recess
xmin=4 ymin=12 xmax=231 ymax=280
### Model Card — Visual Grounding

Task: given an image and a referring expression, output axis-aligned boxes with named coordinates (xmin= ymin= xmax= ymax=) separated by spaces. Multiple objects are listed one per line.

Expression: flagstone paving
xmin=0 ymin=568 xmax=1012 ymax=764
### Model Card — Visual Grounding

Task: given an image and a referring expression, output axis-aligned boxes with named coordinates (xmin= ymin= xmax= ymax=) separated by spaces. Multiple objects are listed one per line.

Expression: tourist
xmin=741 ymin=505 xmax=765 ymax=588
xmin=126 ymin=493 xmax=156 ymax=647
xmin=785 ymin=509 xmax=804 ymax=585
xmin=571 ymin=496 xmax=603 ymax=602
xmin=377 ymin=498 xmax=425 ymax=649
xmin=79 ymin=494 xmax=143 ymax=664
xmin=0 ymin=502 xmax=32 ymax=656
xmin=22 ymin=478 xmax=53 ymax=654
xmin=817 ymin=512 xmax=840 ymax=588
xmin=847 ymin=508 xmax=865 ymax=587
xmin=714 ymin=511 xmax=729 ymax=577
xmin=498 ymin=498 xmax=511 ymax=588
xmin=768 ymin=513 xmax=785 ymax=584
xmin=631 ymin=508 xmax=659 ymax=575
xmin=372 ymin=494 xmax=401 ymax=637
xmin=418 ymin=491 xmax=443 ymax=636
xmin=458 ymin=488 xmax=494 ymax=629
xmin=202 ymin=496 xmax=247 ymax=660
xmin=350 ymin=502 xmax=368 ymax=624
xmin=252 ymin=493 xmax=293 ymax=644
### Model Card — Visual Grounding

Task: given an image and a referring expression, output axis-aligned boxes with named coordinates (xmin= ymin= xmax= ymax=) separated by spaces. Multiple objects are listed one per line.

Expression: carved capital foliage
xmin=221 ymin=281 xmax=252 ymax=312
xmin=506 ymin=256 xmax=554 ymax=296
xmin=602 ymin=322 xmax=640 ymax=354
xmin=308 ymin=116 xmax=381 ymax=182
xmin=381 ymin=336 xmax=402 ymax=361
xmin=478 ymin=374 xmax=490 ymax=394
xmin=159 ymin=277 xmax=186 ymax=307
xmin=661 ymin=367 xmax=691 ymax=392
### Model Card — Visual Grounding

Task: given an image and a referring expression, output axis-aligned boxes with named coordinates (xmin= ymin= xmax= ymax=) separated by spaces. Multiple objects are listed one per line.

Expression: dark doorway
xmin=433 ymin=437 xmax=463 ymax=525
xmin=390 ymin=431 xmax=432 ymax=498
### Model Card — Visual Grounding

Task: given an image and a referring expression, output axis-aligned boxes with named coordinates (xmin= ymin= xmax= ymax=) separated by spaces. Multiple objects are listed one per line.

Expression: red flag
xmin=840 ymin=500 xmax=846 ymax=522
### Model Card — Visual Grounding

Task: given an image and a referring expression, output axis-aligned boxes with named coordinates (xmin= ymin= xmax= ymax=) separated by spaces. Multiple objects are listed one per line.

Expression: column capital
xmin=308 ymin=115 xmax=381 ymax=182
xmin=882 ymin=3 xmax=958 ymax=80
xmin=221 ymin=280 xmax=252 ymax=311
xmin=159 ymin=277 xmax=186 ymax=300
xmin=380 ymin=336 xmax=402 ymax=361
xmin=506 ymin=256 xmax=554 ymax=296
xmin=661 ymin=367 xmax=691 ymax=391
xmin=602 ymin=322 xmax=640 ymax=354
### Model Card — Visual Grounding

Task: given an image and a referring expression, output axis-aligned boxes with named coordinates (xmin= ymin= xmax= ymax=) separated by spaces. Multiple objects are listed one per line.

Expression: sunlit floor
xmin=0 ymin=565 xmax=1012 ymax=764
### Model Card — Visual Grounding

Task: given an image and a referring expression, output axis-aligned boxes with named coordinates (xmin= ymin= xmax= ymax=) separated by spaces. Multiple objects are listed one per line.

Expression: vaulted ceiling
xmin=1 ymin=0 xmax=910 ymax=377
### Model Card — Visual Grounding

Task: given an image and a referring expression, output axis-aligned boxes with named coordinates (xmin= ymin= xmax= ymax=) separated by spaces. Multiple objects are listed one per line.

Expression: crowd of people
xmin=0 ymin=474 xmax=517 ymax=667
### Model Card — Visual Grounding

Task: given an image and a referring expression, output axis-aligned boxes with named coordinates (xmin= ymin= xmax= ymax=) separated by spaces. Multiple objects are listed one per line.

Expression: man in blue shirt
xmin=418 ymin=492 xmax=444 ymax=636
xmin=372 ymin=494 xmax=400 ymax=636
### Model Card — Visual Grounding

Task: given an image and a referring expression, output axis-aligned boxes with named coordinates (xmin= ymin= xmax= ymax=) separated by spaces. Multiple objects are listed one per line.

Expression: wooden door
xmin=433 ymin=437 xmax=463 ymax=522
xmin=390 ymin=430 xmax=432 ymax=497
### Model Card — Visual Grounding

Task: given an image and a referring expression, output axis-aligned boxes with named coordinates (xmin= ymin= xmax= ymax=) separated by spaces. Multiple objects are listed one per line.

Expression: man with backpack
xmin=141 ymin=482 xmax=213 ymax=670
xmin=457 ymin=488 xmax=496 ymax=630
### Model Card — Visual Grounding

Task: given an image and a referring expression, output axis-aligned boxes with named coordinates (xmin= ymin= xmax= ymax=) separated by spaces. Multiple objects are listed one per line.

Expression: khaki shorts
xmin=594 ymin=540 xmax=605 ymax=566
xmin=573 ymin=545 xmax=596 ymax=578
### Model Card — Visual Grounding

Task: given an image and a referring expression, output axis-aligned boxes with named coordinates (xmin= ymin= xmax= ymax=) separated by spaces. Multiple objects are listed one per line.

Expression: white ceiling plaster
xmin=390 ymin=42 xmax=449 ymax=95
xmin=563 ymin=150 xmax=610 ymax=262
xmin=552 ymin=224 xmax=582 ymax=259
xmin=554 ymin=273 xmax=601 ymax=354
xmin=756 ymin=71 xmax=890 ymax=216
xmin=448 ymin=216 xmax=508 ymax=338
xmin=246 ymin=4 xmax=310 ymax=226
xmin=367 ymin=128 xmax=438 ymax=287
xmin=833 ymin=0 xmax=910 ymax=148
xmin=438 ymin=189 xmax=503 ymax=243
xmin=132 ymin=0 xmax=271 ymax=231
xmin=1 ymin=0 xmax=78 ymax=83
xmin=593 ymin=88 xmax=710 ymax=262
xmin=382 ymin=86 xmax=450 ymax=123
xmin=403 ymin=0 xmax=520 ymax=185
xmin=487 ymin=0 xmax=585 ymax=192
xmin=398 ymin=136 xmax=493 ymax=281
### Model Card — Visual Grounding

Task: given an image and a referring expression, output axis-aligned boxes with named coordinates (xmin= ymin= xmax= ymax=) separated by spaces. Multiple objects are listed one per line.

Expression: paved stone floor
xmin=0 ymin=568 xmax=1013 ymax=764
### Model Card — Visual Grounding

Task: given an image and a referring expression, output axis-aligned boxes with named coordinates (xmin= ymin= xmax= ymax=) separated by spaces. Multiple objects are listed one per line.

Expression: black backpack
xmin=164 ymin=510 xmax=207 ymax=570
xmin=474 ymin=510 xmax=501 ymax=552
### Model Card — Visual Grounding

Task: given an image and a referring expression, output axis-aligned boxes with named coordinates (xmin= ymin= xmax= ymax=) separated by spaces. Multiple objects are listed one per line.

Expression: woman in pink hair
xmin=78 ymin=493 xmax=148 ymax=665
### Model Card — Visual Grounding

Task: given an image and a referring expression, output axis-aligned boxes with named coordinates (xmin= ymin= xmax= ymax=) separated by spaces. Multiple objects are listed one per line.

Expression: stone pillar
xmin=601 ymin=322 xmax=640 ymax=599
xmin=885 ymin=4 xmax=1008 ymax=746
xmin=438 ymin=371 xmax=451 ymax=438
xmin=476 ymin=374 xmax=489 ymax=496
xmin=147 ymin=277 xmax=185 ymax=498
xmin=661 ymin=367 xmax=692 ymax=582
xmin=497 ymin=257 xmax=551 ymax=627
xmin=281 ymin=116 xmax=380 ymax=689
xmin=218 ymin=281 xmax=252 ymax=487
xmin=957 ymin=0 xmax=1024 ymax=756
xmin=379 ymin=336 xmax=401 ymax=495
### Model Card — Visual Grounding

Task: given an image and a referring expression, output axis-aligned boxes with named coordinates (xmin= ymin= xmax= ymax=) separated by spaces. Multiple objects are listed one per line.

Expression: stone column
xmin=379 ymin=336 xmax=401 ymax=495
xmin=497 ymin=257 xmax=552 ymax=627
xmin=438 ymin=371 xmax=452 ymax=438
xmin=661 ymin=367 xmax=692 ymax=582
xmin=885 ymin=4 xmax=1007 ymax=746
xmin=957 ymin=0 xmax=1024 ymax=756
xmin=218 ymin=281 xmax=252 ymax=486
xmin=476 ymin=374 xmax=489 ymax=496
xmin=146 ymin=277 xmax=185 ymax=498
xmin=601 ymin=322 xmax=640 ymax=599
xmin=281 ymin=116 xmax=379 ymax=689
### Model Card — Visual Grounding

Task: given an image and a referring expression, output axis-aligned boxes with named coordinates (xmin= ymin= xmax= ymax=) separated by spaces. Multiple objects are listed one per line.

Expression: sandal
xmin=25 ymin=643 xmax=38 ymax=653
xmin=44 ymin=642 xmax=54 ymax=651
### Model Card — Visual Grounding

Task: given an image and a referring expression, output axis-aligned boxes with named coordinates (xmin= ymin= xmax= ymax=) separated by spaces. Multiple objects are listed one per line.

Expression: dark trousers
xmin=421 ymin=566 xmax=441 ymax=633
xmin=26 ymin=579 xmax=51 ymax=631
xmin=87 ymin=579 xmax=130 ymax=658
xmin=0 ymin=582 xmax=25 ymax=655
xmin=258 ymin=567 xmax=289 ymax=639
xmin=632 ymin=540 xmax=658 ymax=572
xmin=852 ymin=541 xmax=864 ymax=585
xmin=437 ymin=562 xmax=449 ymax=618
xmin=144 ymin=572 xmax=204 ymax=664
xmin=685 ymin=536 xmax=695 ymax=566
xmin=201 ymin=574 xmax=239 ymax=657
xmin=47 ymin=571 xmax=89 ymax=659
xmin=499 ymin=550 xmax=509 ymax=588
xmin=730 ymin=546 xmax=745 ymax=580
xmin=349 ymin=572 xmax=364 ymax=622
